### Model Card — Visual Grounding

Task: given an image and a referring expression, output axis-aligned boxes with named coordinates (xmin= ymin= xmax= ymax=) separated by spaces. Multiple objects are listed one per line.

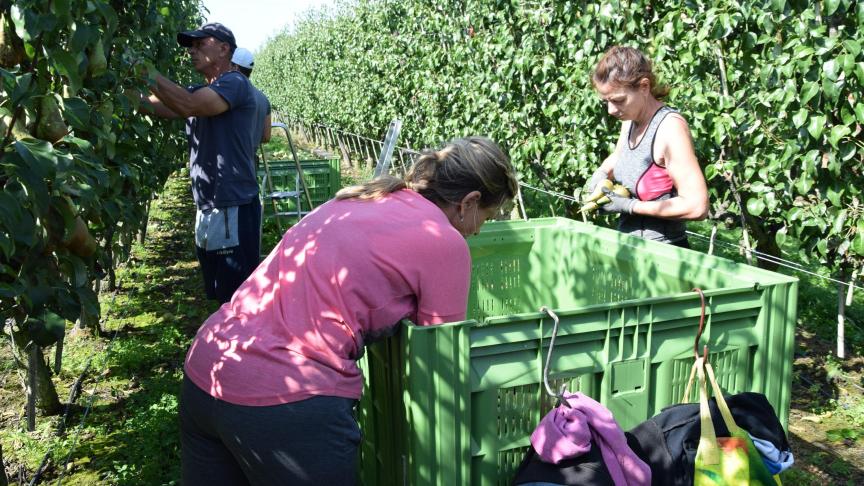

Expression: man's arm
xmin=141 ymin=94 xmax=183 ymax=119
xmin=149 ymin=73 xmax=229 ymax=118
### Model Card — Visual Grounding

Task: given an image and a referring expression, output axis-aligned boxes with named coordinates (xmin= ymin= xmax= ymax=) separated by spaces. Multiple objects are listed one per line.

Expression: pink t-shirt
xmin=184 ymin=189 xmax=471 ymax=406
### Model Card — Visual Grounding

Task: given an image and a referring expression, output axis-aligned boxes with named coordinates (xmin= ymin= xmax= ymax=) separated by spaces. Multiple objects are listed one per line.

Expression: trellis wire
xmin=517 ymin=181 xmax=580 ymax=203
xmin=685 ymin=231 xmax=864 ymax=293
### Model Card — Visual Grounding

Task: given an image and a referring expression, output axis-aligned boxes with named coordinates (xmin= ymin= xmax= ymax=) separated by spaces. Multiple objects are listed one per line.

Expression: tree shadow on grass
xmin=785 ymin=431 xmax=864 ymax=485
xmin=58 ymin=371 xmax=184 ymax=485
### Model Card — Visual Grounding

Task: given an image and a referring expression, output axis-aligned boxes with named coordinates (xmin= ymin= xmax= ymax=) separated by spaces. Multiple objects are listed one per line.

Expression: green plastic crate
xmin=357 ymin=217 xmax=797 ymax=486
xmin=258 ymin=157 xmax=340 ymax=221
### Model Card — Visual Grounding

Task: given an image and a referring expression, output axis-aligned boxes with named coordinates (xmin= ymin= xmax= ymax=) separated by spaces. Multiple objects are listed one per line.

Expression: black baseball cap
xmin=177 ymin=22 xmax=236 ymax=49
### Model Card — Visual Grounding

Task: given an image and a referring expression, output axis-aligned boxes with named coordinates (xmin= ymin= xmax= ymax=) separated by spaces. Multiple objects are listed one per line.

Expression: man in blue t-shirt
xmin=143 ymin=22 xmax=263 ymax=304
xmin=231 ymin=47 xmax=271 ymax=145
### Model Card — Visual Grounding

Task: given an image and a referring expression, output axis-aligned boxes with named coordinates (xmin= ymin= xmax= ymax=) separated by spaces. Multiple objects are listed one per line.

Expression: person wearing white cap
xmin=231 ymin=47 xmax=255 ymax=76
xmin=231 ymin=47 xmax=271 ymax=144
xmin=142 ymin=23 xmax=263 ymax=306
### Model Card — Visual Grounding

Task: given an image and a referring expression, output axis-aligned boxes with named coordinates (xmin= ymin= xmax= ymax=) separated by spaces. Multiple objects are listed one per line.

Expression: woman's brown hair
xmin=336 ymin=136 xmax=518 ymax=210
xmin=591 ymin=46 xmax=670 ymax=99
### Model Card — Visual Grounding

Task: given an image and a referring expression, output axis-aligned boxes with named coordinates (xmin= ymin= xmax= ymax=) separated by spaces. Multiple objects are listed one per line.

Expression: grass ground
xmin=1 ymin=135 xmax=862 ymax=484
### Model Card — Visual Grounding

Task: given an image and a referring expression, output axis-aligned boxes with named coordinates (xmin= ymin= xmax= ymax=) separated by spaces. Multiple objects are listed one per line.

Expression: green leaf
xmin=10 ymin=72 xmax=34 ymax=106
xmin=853 ymin=222 xmax=864 ymax=256
xmin=800 ymin=82 xmax=819 ymax=105
xmin=827 ymin=187 xmax=844 ymax=206
xmin=26 ymin=311 xmax=66 ymax=346
xmin=20 ymin=10 xmax=58 ymax=42
xmin=824 ymin=59 xmax=839 ymax=81
xmin=822 ymin=77 xmax=841 ymax=102
xmin=855 ymin=103 xmax=864 ymax=123
xmin=746 ymin=197 xmax=766 ymax=216
xmin=14 ymin=138 xmax=55 ymax=168
xmin=770 ymin=0 xmax=785 ymax=12
xmin=61 ymin=97 xmax=90 ymax=129
xmin=807 ymin=115 xmax=827 ymax=139
xmin=776 ymin=226 xmax=788 ymax=247
xmin=817 ymin=238 xmax=829 ymax=256
xmin=795 ymin=176 xmax=814 ymax=195
xmin=839 ymin=143 xmax=857 ymax=161
xmin=69 ymin=23 xmax=94 ymax=53
xmin=792 ymin=109 xmax=808 ymax=128
xmin=841 ymin=105 xmax=856 ymax=125
xmin=11 ymin=142 xmax=53 ymax=212
xmin=823 ymin=0 xmax=842 ymax=16
xmin=51 ymin=50 xmax=83 ymax=95
xmin=50 ymin=0 xmax=71 ymax=25
xmin=0 ymin=233 xmax=12 ymax=259
xmin=0 ymin=191 xmax=24 ymax=234
xmin=828 ymin=125 xmax=851 ymax=147
xmin=841 ymin=54 xmax=856 ymax=74
xmin=93 ymin=2 xmax=119 ymax=36
xmin=76 ymin=284 xmax=100 ymax=318
xmin=832 ymin=210 xmax=848 ymax=234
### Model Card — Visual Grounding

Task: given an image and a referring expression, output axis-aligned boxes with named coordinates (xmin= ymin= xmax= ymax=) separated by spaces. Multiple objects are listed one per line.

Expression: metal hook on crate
xmin=691 ymin=288 xmax=708 ymax=364
xmin=539 ymin=306 xmax=571 ymax=409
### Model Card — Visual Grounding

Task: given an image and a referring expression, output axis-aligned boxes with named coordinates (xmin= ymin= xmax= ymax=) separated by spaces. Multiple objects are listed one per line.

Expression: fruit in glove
xmin=582 ymin=184 xmax=630 ymax=213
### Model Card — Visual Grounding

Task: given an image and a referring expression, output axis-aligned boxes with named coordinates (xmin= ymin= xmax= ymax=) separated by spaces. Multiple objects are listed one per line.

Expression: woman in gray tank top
xmin=584 ymin=46 xmax=708 ymax=247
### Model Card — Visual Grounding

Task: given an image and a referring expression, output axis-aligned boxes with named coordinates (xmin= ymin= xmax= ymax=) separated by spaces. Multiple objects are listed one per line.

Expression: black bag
xmin=511 ymin=441 xmax=615 ymax=486
xmin=624 ymin=392 xmax=789 ymax=486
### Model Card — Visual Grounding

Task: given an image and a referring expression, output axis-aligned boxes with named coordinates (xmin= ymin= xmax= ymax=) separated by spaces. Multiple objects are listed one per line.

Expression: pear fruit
xmin=0 ymin=11 xmax=24 ymax=68
xmin=582 ymin=184 xmax=631 ymax=213
xmin=98 ymin=99 xmax=114 ymax=122
xmin=87 ymin=39 xmax=107 ymax=78
xmin=583 ymin=178 xmax=614 ymax=204
xmin=63 ymin=216 xmax=97 ymax=257
xmin=36 ymin=95 xmax=68 ymax=142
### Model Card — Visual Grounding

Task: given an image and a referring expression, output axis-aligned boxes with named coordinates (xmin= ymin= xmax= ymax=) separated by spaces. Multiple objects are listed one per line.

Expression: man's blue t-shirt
xmin=250 ymin=85 xmax=271 ymax=148
xmin=186 ymin=71 xmax=259 ymax=211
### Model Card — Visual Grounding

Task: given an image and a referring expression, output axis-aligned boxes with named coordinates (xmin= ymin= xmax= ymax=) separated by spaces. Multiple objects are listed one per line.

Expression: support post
xmin=27 ymin=345 xmax=38 ymax=431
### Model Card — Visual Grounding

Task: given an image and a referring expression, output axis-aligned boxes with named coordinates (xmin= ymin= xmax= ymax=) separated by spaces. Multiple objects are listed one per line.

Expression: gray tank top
xmin=613 ymin=106 xmax=686 ymax=244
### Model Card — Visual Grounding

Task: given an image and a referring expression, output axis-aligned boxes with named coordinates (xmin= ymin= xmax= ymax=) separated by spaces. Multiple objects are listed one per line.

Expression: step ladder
xmin=260 ymin=122 xmax=315 ymax=234
xmin=372 ymin=119 xmax=402 ymax=178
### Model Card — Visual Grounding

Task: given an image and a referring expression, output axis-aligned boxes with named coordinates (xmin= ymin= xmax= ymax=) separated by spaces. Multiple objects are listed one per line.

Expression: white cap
xmin=231 ymin=47 xmax=254 ymax=69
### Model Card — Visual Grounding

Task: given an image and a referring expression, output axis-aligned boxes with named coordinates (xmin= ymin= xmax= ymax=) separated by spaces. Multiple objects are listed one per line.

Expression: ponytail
xmin=336 ymin=136 xmax=518 ymax=210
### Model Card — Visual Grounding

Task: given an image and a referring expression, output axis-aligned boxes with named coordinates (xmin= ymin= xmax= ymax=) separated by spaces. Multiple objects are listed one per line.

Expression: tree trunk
xmin=27 ymin=345 xmax=36 ymax=431
xmin=748 ymin=222 xmax=782 ymax=271
xmin=12 ymin=331 xmax=62 ymax=417
xmin=104 ymin=224 xmax=116 ymax=292
xmin=138 ymin=199 xmax=151 ymax=244
xmin=0 ymin=442 xmax=7 ymax=486
xmin=34 ymin=345 xmax=61 ymax=415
